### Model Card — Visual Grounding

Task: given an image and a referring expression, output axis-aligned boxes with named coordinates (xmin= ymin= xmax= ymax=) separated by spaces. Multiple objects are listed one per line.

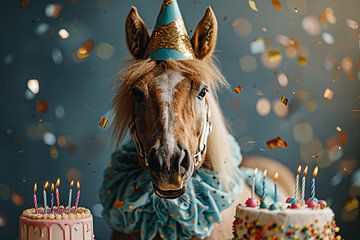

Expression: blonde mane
xmin=111 ymin=58 xmax=240 ymax=190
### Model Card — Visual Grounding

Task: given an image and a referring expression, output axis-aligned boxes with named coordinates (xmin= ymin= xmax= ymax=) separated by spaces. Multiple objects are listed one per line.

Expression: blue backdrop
xmin=0 ymin=0 xmax=359 ymax=239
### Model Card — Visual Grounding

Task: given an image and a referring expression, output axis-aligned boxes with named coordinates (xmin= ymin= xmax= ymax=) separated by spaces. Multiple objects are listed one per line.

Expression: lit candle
xmin=274 ymin=172 xmax=279 ymax=203
xmin=67 ymin=180 xmax=74 ymax=212
xmin=301 ymin=166 xmax=308 ymax=204
xmin=311 ymin=166 xmax=318 ymax=200
xmin=43 ymin=181 xmax=49 ymax=214
xmin=295 ymin=165 xmax=302 ymax=202
xmin=74 ymin=181 xmax=81 ymax=212
xmin=251 ymin=168 xmax=258 ymax=199
xmin=33 ymin=182 xmax=38 ymax=214
xmin=55 ymin=178 xmax=60 ymax=212
xmin=50 ymin=182 xmax=54 ymax=212
xmin=261 ymin=169 xmax=267 ymax=200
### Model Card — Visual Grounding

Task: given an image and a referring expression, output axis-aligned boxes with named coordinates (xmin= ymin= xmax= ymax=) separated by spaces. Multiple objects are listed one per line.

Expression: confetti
xmin=58 ymin=28 xmax=70 ymax=39
xmin=250 ymin=38 xmax=265 ymax=54
xmin=98 ymin=116 xmax=108 ymax=129
xmin=266 ymin=137 xmax=288 ymax=150
xmin=57 ymin=136 xmax=67 ymax=147
xmin=266 ymin=49 xmax=282 ymax=63
xmin=320 ymin=7 xmax=336 ymax=25
xmin=346 ymin=19 xmax=358 ymax=30
xmin=49 ymin=146 xmax=58 ymax=159
xmin=98 ymin=109 xmax=114 ymax=129
xmin=43 ymin=132 xmax=56 ymax=146
xmin=256 ymin=98 xmax=271 ymax=116
xmin=302 ymin=16 xmax=321 ymax=35
xmin=345 ymin=197 xmax=359 ymax=212
xmin=280 ymin=96 xmax=288 ymax=106
xmin=36 ymin=100 xmax=49 ymax=113
xmin=77 ymin=39 xmax=95 ymax=59
xmin=51 ymin=48 xmax=64 ymax=65
xmin=336 ymin=126 xmax=342 ymax=132
xmin=271 ymin=0 xmax=282 ymax=10
xmin=55 ymin=105 xmax=66 ymax=119
xmin=277 ymin=73 xmax=288 ymax=87
xmin=322 ymin=32 xmax=335 ymax=45
xmin=95 ymin=42 xmax=115 ymax=60
xmin=352 ymin=169 xmax=360 ymax=186
xmin=45 ymin=3 xmax=62 ymax=18
xmin=298 ymin=55 xmax=308 ymax=65
xmin=323 ymin=88 xmax=334 ymax=100
xmin=35 ymin=23 xmax=50 ymax=36
xmin=330 ymin=173 xmax=343 ymax=186
xmin=11 ymin=192 xmax=24 ymax=206
xmin=27 ymin=79 xmax=39 ymax=94
xmin=232 ymin=18 xmax=252 ymax=37
xmin=234 ymin=85 xmax=243 ymax=94
xmin=272 ymin=100 xmax=288 ymax=118
xmin=248 ymin=0 xmax=258 ymax=12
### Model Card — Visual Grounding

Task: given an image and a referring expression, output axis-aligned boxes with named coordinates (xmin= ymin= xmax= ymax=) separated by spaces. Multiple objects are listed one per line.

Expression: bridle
xmin=129 ymin=101 xmax=212 ymax=169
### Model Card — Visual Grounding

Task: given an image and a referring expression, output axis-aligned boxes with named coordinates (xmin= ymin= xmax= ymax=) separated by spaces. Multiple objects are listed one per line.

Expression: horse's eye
xmin=197 ymin=86 xmax=208 ymax=99
xmin=132 ymin=87 xmax=144 ymax=103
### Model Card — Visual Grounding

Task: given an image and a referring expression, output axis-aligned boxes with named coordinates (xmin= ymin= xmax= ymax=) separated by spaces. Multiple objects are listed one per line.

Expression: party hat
xmin=145 ymin=0 xmax=195 ymax=60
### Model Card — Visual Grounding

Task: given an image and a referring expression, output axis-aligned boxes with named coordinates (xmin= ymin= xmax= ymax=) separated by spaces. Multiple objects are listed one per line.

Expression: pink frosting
xmin=19 ymin=215 xmax=93 ymax=240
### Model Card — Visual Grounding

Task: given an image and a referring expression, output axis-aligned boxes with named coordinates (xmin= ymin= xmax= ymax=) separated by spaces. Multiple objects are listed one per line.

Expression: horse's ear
xmin=125 ymin=6 xmax=150 ymax=59
xmin=191 ymin=6 xmax=218 ymax=59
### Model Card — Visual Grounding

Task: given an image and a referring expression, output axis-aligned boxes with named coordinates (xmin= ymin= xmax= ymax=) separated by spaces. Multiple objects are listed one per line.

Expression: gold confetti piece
xmin=49 ymin=146 xmax=58 ymax=159
xmin=77 ymin=39 xmax=94 ymax=59
xmin=266 ymin=137 xmax=288 ymax=150
xmin=266 ymin=49 xmax=282 ymax=63
xmin=323 ymin=88 xmax=334 ymax=100
xmin=280 ymin=96 xmax=288 ymax=106
xmin=336 ymin=126 xmax=342 ymax=132
xmin=298 ymin=55 xmax=308 ymax=65
xmin=271 ymin=0 xmax=282 ymax=10
xmin=98 ymin=116 xmax=109 ymax=128
xmin=36 ymin=100 xmax=49 ymax=113
xmin=320 ymin=7 xmax=336 ymax=24
xmin=234 ymin=85 xmax=243 ymax=94
xmin=346 ymin=19 xmax=358 ymax=30
xmin=345 ymin=197 xmax=359 ymax=212
xmin=248 ymin=0 xmax=258 ymax=12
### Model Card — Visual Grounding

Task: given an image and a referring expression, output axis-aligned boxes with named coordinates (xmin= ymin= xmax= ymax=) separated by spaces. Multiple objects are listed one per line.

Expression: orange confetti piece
xmin=11 ymin=192 xmax=24 ymax=206
xmin=234 ymin=85 xmax=243 ymax=94
xmin=345 ymin=197 xmax=359 ymax=212
xmin=298 ymin=55 xmax=308 ymax=65
xmin=320 ymin=7 xmax=336 ymax=24
xmin=77 ymin=39 xmax=94 ymax=59
xmin=248 ymin=0 xmax=258 ymax=12
xmin=323 ymin=88 xmax=334 ymax=100
xmin=266 ymin=137 xmax=288 ymax=150
xmin=280 ymin=96 xmax=288 ymax=106
xmin=36 ymin=100 xmax=49 ymax=113
xmin=99 ymin=116 xmax=109 ymax=128
xmin=271 ymin=0 xmax=282 ymax=10
xmin=113 ymin=200 xmax=124 ymax=209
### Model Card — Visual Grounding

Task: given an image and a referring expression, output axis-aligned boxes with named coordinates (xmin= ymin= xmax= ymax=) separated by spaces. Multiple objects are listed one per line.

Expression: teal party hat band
xmin=145 ymin=0 xmax=195 ymax=60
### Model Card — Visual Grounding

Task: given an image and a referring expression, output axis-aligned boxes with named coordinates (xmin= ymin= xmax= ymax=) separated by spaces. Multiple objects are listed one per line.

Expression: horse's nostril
xmin=148 ymin=148 xmax=161 ymax=172
xmin=179 ymin=150 xmax=190 ymax=173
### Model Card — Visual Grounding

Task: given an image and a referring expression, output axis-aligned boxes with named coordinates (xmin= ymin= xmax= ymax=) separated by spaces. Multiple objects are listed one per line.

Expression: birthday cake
xmin=232 ymin=202 xmax=340 ymax=240
xmin=19 ymin=206 xmax=94 ymax=240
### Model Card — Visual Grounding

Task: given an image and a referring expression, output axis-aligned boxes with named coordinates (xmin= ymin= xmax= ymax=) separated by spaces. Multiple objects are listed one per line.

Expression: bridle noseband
xmin=129 ymin=102 xmax=212 ymax=169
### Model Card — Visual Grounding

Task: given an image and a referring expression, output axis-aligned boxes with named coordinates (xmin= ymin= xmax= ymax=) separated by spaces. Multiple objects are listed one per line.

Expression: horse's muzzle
xmin=153 ymin=183 xmax=186 ymax=199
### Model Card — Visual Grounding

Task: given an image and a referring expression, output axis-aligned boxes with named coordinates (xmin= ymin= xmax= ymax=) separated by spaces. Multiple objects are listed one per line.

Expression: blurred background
xmin=0 ymin=0 xmax=359 ymax=239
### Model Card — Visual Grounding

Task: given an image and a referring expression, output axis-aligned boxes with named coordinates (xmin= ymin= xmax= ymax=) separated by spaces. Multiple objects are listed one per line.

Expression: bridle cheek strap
xmin=129 ymin=102 xmax=212 ymax=169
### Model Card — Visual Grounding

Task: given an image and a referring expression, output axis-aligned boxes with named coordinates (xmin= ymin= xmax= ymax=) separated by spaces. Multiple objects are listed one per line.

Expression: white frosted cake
xmin=19 ymin=206 xmax=94 ymax=240
xmin=232 ymin=201 xmax=340 ymax=240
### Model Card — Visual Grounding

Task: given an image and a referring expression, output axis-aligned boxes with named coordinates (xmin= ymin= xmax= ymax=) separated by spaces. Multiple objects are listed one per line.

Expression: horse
xmin=102 ymin=5 xmax=295 ymax=240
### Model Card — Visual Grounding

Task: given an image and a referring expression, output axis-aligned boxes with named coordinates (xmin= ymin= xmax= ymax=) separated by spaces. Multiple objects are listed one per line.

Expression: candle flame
xmin=77 ymin=181 xmax=80 ymax=190
xmin=70 ymin=180 xmax=74 ymax=188
xmin=303 ymin=165 xmax=309 ymax=175
xmin=274 ymin=172 xmax=279 ymax=181
xmin=51 ymin=183 xmax=55 ymax=192
xmin=297 ymin=165 xmax=302 ymax=174
xmin=313 ymin=166 xmax=319 ymax=177
xmin=43 ymin=181 xmax=49 ymax=190
xmin=254 ymin=168 xmax=258 ymax=174
xmin=263 ymin=169 xmax=267 ymax=177
xmin=56 ymin=178 xmax=60 ymax=188
xmin=33 ymin=182 xmax=37 ymax=193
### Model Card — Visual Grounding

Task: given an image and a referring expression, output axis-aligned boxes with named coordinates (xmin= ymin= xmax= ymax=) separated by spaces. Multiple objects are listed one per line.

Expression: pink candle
xmin=74 ymin=181 xmax=80 ymax=212
xmin=55 ymin=178 xmax=60 ymax=213
xmin=33 ymin=182 xmax=38 ymax=214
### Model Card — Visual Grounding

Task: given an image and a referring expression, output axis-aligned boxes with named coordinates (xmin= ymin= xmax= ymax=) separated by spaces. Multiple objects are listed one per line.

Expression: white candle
xmin=295 ymin=165 xmax=301 ymax=201
xmin=67 ymin=180 xmax=74 ymax=212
